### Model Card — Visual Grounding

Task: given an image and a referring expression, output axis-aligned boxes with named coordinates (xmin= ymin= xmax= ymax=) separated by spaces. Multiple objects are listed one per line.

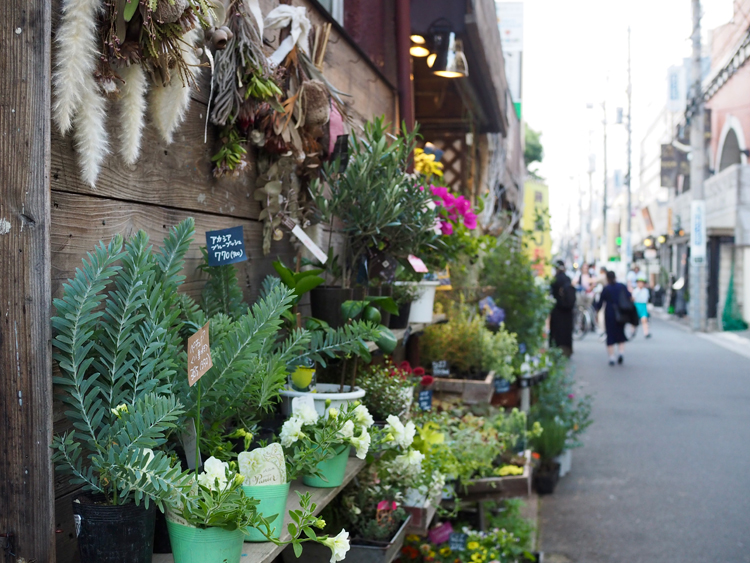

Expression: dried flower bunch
xmin=53 ymin=0 xmax=223 ymax=185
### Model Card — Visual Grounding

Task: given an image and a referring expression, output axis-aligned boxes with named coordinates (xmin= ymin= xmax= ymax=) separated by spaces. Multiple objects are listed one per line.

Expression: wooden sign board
xmin=188 ymin=322 xmax=212 ymax=386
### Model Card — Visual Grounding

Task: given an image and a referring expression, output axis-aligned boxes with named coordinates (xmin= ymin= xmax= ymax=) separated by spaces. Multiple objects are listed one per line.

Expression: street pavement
xmin=540 ymin=318 xmax=750 ymax=563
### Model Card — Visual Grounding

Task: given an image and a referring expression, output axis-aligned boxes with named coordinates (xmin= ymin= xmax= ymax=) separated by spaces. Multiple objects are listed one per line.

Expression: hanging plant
xmin=52 ymin=0 xmax=225 ymax=186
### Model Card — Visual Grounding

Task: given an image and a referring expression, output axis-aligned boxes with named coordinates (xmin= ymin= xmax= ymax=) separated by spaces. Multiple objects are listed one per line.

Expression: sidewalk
xmin=650 ymin=308 xmax=750 ymax=359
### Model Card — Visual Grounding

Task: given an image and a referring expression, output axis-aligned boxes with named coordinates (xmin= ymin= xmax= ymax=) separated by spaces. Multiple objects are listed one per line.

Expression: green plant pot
xmin=241 ymin=482 xmax=291 ymax=542
xmin=302 ymin=446 xmax=349 ymax=488
xmin=166 ymin=520 xmax=244 ymax=563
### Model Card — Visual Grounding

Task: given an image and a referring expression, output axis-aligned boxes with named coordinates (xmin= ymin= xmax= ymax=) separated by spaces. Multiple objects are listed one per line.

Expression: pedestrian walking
xmin=550 ymin=260 xmax=576 ymax=357
xmin=632 ymin=276 xmax=651 ymax=338
xmin=595 ymin=270 xmax=633 ymax=365
xmin=626 ymin=265 xmax=640 ymax=291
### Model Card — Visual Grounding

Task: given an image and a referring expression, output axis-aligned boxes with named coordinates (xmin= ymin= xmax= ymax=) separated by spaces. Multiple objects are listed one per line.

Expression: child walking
xmin=632 ymin=277 xmax=651 ymax=338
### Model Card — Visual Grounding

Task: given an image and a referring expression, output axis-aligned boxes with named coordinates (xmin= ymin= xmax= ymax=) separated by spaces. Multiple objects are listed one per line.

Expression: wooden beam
xmin=0 ymin=0 xmax=55 ymax=561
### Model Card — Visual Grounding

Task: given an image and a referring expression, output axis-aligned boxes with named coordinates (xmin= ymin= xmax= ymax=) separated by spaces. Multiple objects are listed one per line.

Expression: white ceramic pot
xmin=408 ymin=280 xmax=440 ymax=323
xmin=279 ymin=383 xmax=366 ymax=417
xmin=554 ymin=449 xmax=573 ymax=478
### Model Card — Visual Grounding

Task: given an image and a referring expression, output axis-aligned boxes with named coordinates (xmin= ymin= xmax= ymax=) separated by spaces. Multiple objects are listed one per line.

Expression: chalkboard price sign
xmin=494 ymin=378 xmax=511 ymax=393
xmin=205 ymin=226 xmax=247 ymax=266
xmin=449 ymin=532 xmax=468 ymax=551
xmin=418 ymin=389 xmax=432 ymax=411
xmin=432 ymin=360 xmax=450 ymax=377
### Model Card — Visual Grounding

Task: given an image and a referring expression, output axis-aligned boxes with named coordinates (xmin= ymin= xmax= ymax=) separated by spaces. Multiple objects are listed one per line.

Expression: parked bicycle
xmin=573 ymin=299 xmax=597 ymax=340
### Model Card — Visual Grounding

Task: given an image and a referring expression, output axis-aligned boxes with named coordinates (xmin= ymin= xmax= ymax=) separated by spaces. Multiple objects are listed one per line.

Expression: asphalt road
xmin=540 ymin=318 xmax=750 ymax=563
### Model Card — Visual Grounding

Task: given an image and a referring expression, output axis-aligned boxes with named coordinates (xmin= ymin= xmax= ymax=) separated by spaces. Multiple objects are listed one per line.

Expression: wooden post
xmin=0 ymin=0 xmax=54 ymax=561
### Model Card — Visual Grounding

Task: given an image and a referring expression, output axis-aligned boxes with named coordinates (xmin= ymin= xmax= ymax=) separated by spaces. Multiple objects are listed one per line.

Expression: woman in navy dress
xmin=595 ymin=270 xmax=631 ymax=365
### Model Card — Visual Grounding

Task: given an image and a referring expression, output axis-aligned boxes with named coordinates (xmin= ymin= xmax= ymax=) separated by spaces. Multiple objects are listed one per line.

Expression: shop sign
xmin=691 ymin=200 xmax=706 ymax=263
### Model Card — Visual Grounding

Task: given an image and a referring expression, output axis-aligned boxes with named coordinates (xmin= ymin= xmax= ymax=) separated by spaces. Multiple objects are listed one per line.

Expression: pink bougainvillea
xmin=430 ymin=185 xmax=478 ymax=234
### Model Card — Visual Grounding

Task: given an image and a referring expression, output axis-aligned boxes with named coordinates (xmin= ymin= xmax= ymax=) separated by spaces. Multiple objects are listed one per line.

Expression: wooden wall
xmin=49 ymin=1 xmax=396 ymax=561
xmin=0 ymin=1 xmax=55 ymax=562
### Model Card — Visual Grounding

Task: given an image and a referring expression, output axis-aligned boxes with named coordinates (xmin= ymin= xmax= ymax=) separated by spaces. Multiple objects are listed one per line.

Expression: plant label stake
xmin=407 ymin=254 xmax=429 ymax=273
xmin=188 ymin=322 xmax=213 ymax=473
xmin=449 ymin=532 xmax=468 ymax=551
xmin=205 ymin=226 xmax=247 ymax=266
xmin=418 ymin=389 xmax=432 ymax=411
xmin=188 ymin=322 xmax=213 ymax=387
xmin=281 ymin=216 xmax=328 ymax=264
xmin=181 ymin=419 xmax=202 ymax=471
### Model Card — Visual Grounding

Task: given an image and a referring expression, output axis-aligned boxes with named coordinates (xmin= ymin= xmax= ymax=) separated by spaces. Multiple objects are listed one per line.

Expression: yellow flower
xmin=439 ymin=547 xmax=452 ymax=555
xmin=471 ymin=553 xmax=485 ymax=563
xmin=467 ymin=541 xmax=480 ymax=550
xmin=428 ymin=551 xmax=436 ymax=558
xmin=406 ymin=535 xmax=421 ymax=542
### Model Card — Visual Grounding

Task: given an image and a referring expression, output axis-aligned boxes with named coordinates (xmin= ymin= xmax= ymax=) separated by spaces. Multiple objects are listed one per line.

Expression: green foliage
xmin=524 ymin=124 xmax=543 ymax=169
xmin=530 ymin=351 xmax=593 ymax=453
xmin=420 ymin=304 xmax=517 ymax=380
xmin=481 ymin=237 xmax=552 ymax=354
xmin=199 ymin=248 xmax=248 ymax=319
xmin=51 ymin=219 xmax=197 ymax=507
xmin=309 ymin=117 xmax=440 ymax=285
xmin=358 ymin=360 xmax=417 ymax=420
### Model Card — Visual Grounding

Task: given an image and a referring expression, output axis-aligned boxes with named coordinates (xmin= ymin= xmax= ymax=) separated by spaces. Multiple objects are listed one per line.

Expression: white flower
xmin=280 ymin=416 xmax=306 ymax=447
xmin=237 ymin=451 xmax=261 ymax=478
xmin=323 ymin=529 xmax=350 ymax=562
xmin=337 ymin=419 xmax=355 ymax=440
xmin=198 ymin=456 xmax=229 ymax=491
xmin=350 ymin=429 xmax=371 ymax=459
xmin=111 ymin=403 xmax=129 ymax=418
xmin=293 ymin=403 xmax=320 ymax=426
xmin=385 ymin=415 xmax=416 ymax=448
xmin=352 ymin=404 xmax=374 ymax=428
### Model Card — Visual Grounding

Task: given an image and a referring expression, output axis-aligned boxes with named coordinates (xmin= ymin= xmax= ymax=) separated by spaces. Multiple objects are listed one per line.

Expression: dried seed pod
xmin=154 ymin=0 xmax=188 ymax=24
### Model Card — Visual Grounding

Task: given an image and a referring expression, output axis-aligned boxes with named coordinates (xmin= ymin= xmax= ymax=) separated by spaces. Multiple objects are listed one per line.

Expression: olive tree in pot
xmin=51 ymin=221 xmax=198 ymax=563
xmin=308 ymin=117 xmax=441 ymax=325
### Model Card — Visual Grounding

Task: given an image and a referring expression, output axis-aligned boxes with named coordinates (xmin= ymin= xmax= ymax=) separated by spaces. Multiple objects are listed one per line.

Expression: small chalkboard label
xmin=449 ymin=532 xmax=468 ymax=551
xmin=418 ymin=389 xmax=432 ymax=411
xmin=494 ymin=378 xmax=511 ymax=393
xmin=205 ymin=226 xmax=247 ymax=266
xmin=432 ymin=360 xmax=450 ymax=377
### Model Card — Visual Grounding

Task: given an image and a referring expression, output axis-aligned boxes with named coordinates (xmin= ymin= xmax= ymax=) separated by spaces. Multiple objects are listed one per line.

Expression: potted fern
xmin=51 ymin=220 xmax=198 ymax=563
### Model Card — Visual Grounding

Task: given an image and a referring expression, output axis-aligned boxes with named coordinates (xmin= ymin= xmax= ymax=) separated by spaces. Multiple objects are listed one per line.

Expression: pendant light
xmin=431 ymin=32 xmax=468 ymax=78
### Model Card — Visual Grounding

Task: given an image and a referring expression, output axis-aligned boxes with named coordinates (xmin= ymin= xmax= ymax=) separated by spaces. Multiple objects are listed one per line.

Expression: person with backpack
xmin=595 ymin=270 xmax=634 ymax=365
xmin=550 ymin=260 xmax=575 ymax=357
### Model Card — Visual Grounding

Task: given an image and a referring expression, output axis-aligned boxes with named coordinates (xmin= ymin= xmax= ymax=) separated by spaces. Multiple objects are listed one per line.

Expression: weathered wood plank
xmin=51 ymin=101 xmax=263 ymax=220
xmin=0 ymin=0 xmax=55 ymax=561
xmin=50 ymin=190 xmax=296 ymax=302
xmin=55 ymin=489 xmax=80 ymax=563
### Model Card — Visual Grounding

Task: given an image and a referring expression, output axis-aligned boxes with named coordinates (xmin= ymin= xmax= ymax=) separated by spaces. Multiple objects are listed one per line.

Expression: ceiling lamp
xmin=410 ymin=34 xmax=430 ymax=57
xmin=431 ymin=32 xmax=468 ymax=78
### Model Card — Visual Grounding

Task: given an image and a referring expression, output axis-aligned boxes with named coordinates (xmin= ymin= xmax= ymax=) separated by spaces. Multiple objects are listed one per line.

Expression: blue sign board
xmin=494 ymin=378 xmax=511 ymax=393
xmin=205 ymin=226 xmax=247 ymax=266
xmin=418 ymin=389 xmax=432 ymax=411
xmin=448 ymin=532 xmax=468 ymax=551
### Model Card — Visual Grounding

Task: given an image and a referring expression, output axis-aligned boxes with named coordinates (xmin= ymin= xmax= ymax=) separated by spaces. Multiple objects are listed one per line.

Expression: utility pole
xmin=689 ymin=0 xmax=707 ymax=331
xmin=601 ymin=98 xmax=609 ymax=263
xmin=625 ymin=26 xmax=633 ymax=269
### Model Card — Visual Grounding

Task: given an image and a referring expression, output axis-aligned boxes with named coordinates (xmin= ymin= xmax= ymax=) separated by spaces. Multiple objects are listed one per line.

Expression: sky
xmin=515 ymin=0 xmax=735 ymax=245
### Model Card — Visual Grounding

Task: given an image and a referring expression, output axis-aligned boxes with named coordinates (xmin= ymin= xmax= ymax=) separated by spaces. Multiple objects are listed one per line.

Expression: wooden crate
xmin=458 ymin=450 xmax=533 ymax=501
xmin=433 ymin=371 xmax=495 ymax=404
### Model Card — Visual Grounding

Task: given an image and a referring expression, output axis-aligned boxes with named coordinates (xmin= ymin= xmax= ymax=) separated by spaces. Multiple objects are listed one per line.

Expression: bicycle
xmin=573 ymin=301 xmax=597 ymax=340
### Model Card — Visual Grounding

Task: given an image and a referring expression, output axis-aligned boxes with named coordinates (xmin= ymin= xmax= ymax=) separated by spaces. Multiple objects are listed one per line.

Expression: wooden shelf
xmin=367 ymin=314 xmax=447 ymax=352
xmin=153 ymin=458 xmax=366 ymax=563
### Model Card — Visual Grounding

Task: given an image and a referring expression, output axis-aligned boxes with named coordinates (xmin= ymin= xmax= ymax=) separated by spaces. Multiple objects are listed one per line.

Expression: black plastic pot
xmin=72 ymin=495 xmax=156 ymax=563
xmin=533 ymin=462 xmax=561 ymax=495
xmin=388 ymin=302 xmax=412 ymax=329
xmin=153 ymin=509 xmax=172 ymax=554
xmin=310 ymin=287 xmax=365 ymax=328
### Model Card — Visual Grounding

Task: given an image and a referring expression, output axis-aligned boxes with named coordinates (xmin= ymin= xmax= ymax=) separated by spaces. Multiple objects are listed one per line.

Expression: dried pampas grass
xmin=74 ymin=75 xmax=110 ymax=187
xmin=53 ymin=0 xmax=102 ymax=135
xmin=118 ymin=65 xmax=149 ymax=165
xmin=150 ymin=30 xmax=201 ymax=144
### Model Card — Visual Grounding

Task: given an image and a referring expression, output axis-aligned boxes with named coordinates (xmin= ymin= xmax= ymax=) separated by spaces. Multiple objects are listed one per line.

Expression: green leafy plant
xmin=481 ymin=235 xmax=553 ymax=354
xmin=309 ymin=117 xmax=440 ymax=287
xmin=357 ymin=359 xmax=417 ymax=421
xmin=51 ymin=220 xmax=198 ymax=507
xmin=199 ymin=248 xmax=248 ymax=319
